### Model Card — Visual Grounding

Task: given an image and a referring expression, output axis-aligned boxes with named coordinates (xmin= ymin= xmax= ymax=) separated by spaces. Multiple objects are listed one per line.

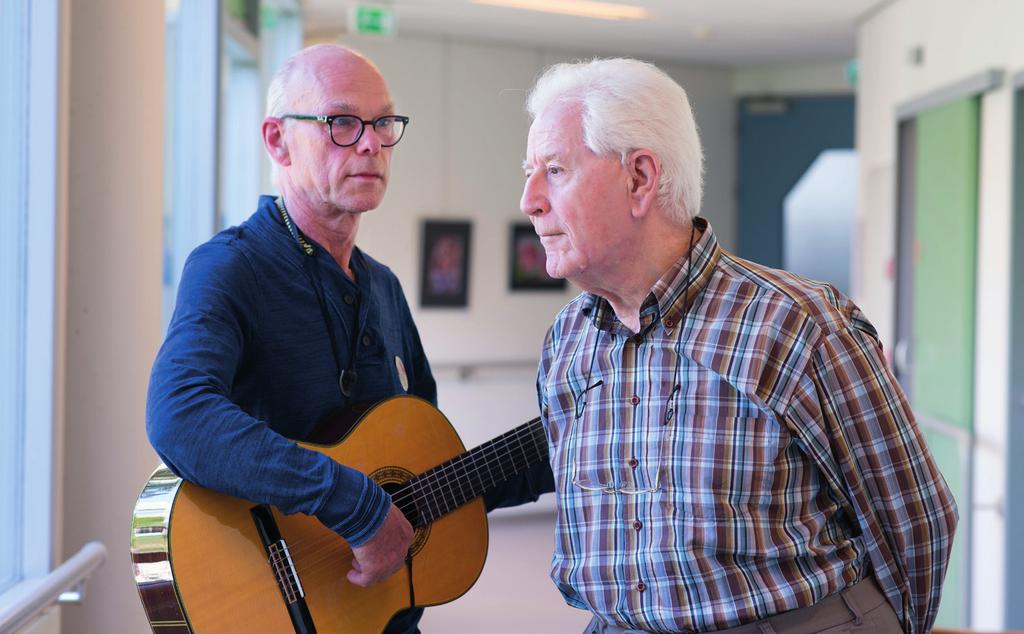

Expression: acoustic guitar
xmin=130 ymin=395 xmax=548 ymax=633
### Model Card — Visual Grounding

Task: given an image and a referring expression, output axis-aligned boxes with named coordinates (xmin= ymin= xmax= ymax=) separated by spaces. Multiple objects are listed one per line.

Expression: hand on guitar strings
xmin=346 ymin=504 xmax=414 ymax=587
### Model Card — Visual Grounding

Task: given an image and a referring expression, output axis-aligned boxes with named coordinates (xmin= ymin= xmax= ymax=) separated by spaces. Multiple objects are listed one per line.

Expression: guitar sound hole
xmin=371 ymin=467 xmax=430 ymax=556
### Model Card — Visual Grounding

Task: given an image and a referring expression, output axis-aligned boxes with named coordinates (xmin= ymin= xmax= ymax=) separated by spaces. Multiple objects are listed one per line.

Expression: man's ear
xmin=626 ymin=149 xmax=660 ymax=219
xmin=262 ymin=117 xmax=291 ymax=167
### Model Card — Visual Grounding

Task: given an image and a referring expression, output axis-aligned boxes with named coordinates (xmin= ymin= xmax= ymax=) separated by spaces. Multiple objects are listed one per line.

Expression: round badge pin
xmin=395 ymin=356 xmax=409 ymax=392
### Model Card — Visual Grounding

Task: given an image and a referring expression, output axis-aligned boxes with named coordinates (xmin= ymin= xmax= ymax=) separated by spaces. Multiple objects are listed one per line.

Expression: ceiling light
xmin=472 ymin=0 xmax=649 ymax=22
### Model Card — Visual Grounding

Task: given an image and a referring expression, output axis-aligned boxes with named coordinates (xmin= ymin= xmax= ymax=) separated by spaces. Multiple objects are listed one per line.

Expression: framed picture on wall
xmin=420 ymin=220 xmax=472 ymax=307
xmin=509 ymin=222 xmax=565 ymax=291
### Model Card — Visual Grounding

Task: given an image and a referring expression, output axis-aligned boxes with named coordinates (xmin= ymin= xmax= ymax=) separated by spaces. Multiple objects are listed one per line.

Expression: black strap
xmin=274 ymin=196 xmax=361 ymax=397
xmin=405 ymin=550 xmax=415 ymax=608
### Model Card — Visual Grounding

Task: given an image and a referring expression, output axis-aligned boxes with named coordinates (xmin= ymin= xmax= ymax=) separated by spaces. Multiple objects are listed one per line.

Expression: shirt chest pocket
xmin=544 ymin=374 xmax=668 ymax=494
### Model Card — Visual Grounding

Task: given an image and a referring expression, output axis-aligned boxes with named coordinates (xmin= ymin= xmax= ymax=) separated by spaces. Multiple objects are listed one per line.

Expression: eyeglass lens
xmin=330 ymin=116 xmax=405 ymax=147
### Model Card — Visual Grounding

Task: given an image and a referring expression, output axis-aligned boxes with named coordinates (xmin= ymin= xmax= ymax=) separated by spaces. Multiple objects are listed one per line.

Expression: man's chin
xmin=336 ymin=194 xmax=384 ymax=214
xmin=545 ymin=258 xmax=568 ymax=281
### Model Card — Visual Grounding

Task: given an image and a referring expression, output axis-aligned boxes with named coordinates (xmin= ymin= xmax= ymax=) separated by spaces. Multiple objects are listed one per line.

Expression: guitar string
xmin=388 ymin=419 xmax=545 ymax=510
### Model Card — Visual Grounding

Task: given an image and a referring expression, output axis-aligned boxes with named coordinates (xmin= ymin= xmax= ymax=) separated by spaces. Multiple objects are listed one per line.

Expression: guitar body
xmin=131 ymin=396 xmax=489 ymax=633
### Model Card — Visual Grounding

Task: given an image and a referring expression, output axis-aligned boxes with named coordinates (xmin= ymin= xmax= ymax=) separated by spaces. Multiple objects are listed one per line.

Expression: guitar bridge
xmin=268 ymin=540 xmax=304 ymax=604
xmin=251 ymin=505 xmax=317 ymax=634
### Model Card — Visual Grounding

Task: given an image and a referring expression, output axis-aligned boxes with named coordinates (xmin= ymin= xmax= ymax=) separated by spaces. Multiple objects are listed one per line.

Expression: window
xmin=162 ymin=0 xmax=301 ymax=325
xmin=0 ymin=0 xmax=58 ymax=600
xmin=0 ymin=0 xmax=31 ymax=593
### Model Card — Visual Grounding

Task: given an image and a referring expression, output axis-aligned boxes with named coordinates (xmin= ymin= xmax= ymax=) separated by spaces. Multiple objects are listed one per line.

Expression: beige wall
xmin=857 ymin=0 xmax=1024 ymax=627
xmin=58 ymin=1 xmax=164 ymax=632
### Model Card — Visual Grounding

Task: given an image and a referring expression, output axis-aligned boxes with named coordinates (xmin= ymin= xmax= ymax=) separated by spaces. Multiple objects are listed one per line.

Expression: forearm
xmin=146 ymin=361 xmax=391 ymax=546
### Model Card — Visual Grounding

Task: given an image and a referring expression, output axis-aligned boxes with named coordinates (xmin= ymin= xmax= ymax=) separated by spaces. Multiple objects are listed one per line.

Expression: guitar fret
xmin=439 ymin=462 xmax=456 ymax=516
xmin=451 ymin=454 xmax=473 ymax=507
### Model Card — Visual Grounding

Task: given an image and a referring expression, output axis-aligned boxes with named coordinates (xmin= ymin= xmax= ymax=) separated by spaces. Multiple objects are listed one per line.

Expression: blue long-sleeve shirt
xmin=147 ymin=195 xmax=438 ymax=546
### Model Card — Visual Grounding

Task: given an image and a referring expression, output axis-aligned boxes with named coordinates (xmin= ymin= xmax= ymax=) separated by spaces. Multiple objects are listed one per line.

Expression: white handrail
xmin=0 ymin=541 xmax=107 ymax=634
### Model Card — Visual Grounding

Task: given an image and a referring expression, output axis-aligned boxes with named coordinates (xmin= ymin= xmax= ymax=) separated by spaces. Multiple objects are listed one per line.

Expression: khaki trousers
xmin=583 ymin=577 xmax=903 ymax=634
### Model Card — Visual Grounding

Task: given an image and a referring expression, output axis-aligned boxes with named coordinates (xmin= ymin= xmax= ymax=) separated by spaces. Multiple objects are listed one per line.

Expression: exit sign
xmin=350 ymin=4 xmax=395 ymax=36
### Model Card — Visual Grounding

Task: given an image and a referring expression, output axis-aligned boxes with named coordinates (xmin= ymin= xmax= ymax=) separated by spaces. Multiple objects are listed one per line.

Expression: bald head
xmin=266 ymin=44 xmax=387 ymax=118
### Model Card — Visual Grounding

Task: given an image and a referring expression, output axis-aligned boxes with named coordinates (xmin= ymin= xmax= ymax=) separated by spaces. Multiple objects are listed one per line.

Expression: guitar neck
xmin=394 ymin=416 xmax=547 ymax=528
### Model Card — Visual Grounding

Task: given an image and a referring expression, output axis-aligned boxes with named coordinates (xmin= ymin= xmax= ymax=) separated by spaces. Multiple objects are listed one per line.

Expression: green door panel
xmin=911 ymin=96 xmax=979 ymax=629
xmin=911 ymin=98 xmax=979 ymax=432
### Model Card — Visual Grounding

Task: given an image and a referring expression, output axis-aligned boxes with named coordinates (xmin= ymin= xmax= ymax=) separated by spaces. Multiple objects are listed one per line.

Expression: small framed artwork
xmin=509 ymin=222 xmax=566 ymax=291
xmin=420 ymin=220 xmax=472 ymax=308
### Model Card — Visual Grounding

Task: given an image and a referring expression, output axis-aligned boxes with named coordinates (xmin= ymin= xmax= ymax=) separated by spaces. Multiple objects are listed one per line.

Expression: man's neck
xmin=280 ymin=188 xmax=361 ymax=279
xmin=587 ymin=220 xmax=696 ymax=334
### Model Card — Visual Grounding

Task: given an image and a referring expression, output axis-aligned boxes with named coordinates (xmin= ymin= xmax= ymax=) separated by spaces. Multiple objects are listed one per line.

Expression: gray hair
xmin=526 ymin=58 xmax=703 ymax=224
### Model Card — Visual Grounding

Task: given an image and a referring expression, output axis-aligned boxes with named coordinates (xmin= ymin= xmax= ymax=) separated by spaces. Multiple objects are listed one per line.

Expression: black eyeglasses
xmin=280 ymin=114 xmax=409 ymax=148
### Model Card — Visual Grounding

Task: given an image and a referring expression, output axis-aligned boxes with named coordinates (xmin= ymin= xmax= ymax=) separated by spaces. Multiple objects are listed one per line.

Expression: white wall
xmin=857 ymin=1 xmax=1024 ymax=628
xmin=58 ymin=1 xmax=164 ymax=633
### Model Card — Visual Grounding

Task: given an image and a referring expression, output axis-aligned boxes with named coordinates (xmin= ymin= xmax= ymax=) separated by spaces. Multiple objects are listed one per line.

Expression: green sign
xmin=352 ymin=4 xmax=395 ymax=36
xmin=845 ymin=58 xmax=859 ymax=88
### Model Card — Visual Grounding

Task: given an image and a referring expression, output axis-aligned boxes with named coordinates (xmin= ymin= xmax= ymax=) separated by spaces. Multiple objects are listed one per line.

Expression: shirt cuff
xmin=319 ymin=462 xmax=392 ymax=548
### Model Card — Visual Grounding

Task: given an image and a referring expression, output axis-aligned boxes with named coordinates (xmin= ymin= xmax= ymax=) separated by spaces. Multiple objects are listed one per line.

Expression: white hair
xmin=526 ymin=58 xmax=704 ymax=225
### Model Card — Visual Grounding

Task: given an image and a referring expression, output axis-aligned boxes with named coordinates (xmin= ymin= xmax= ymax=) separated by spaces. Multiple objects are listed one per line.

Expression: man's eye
xmin=333 ymin=118 xmax=358 ymax=129
xmin=547 ymin=166 xmax=563 ymax=175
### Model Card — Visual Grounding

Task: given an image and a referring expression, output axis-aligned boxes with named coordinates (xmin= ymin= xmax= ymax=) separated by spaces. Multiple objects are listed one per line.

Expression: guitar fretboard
xmin=392 ymin=417 xmax=547 ymax=528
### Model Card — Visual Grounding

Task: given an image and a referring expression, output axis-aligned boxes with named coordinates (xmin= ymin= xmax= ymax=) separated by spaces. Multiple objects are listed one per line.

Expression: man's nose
xmin=354 ymin=123 xmax=383 ymax=154
xmin=520 ymin=172 xmax=548 ymax=217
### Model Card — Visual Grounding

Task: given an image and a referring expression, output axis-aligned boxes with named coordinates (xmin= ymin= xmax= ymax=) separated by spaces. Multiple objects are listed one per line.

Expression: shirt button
xmin=362 ymin=335 xmax=372 ymax=346
xmin=637 ymin=581 xmax=646 ymax=592
xmin=664 ymin=317 xmax=675 ymax=328
xmin=344 ymin=294 xmax=355 ymax=305
xmin=630 ymin=395 xmax=640 ymax=406
xmin=628 ymin=457 xmax=639 ymax=469
xmin=543 ymin=406 xmax=550 ymax=418
xmin=631 ymin=335 xmax=643 ymax=345
xmin=633 ymin=520 xmax=642 ymax=531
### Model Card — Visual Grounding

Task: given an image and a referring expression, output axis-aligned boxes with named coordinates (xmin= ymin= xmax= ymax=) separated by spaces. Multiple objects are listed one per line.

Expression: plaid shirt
xmin=537 ymin=218 xmax=957 ymax=634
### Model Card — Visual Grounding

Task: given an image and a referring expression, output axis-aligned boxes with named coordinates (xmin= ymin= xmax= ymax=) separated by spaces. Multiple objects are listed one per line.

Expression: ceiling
xmin=300 ymin=0 xmax=890 ymax=66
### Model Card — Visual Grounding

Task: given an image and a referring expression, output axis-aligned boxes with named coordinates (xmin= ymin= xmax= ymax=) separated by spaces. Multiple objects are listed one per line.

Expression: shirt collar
xmin=256 ymin=194 xmax=369 ymax=279
xmin=585 ymin=217 xmax=720 ymax=336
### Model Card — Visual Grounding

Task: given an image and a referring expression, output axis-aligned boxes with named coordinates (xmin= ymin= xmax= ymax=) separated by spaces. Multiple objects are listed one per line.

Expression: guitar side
xmin=131 ymin=396 xmax=489 ymax=633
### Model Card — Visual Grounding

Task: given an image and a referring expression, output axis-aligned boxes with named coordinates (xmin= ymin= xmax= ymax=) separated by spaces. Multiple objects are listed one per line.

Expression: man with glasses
xmin=147 ymin=44 xmax=550 ymax=633
xmin=521 ymin=58 xmax=957 ymax=634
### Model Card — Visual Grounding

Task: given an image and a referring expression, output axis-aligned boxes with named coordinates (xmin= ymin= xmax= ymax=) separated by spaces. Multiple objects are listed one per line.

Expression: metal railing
xmin=0 ymin=541 xmax=107 ymax=634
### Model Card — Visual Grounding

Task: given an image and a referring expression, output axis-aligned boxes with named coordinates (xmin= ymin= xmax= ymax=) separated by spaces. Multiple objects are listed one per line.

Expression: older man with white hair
xmin=521 ymin=58 xmax=956 ymax=634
